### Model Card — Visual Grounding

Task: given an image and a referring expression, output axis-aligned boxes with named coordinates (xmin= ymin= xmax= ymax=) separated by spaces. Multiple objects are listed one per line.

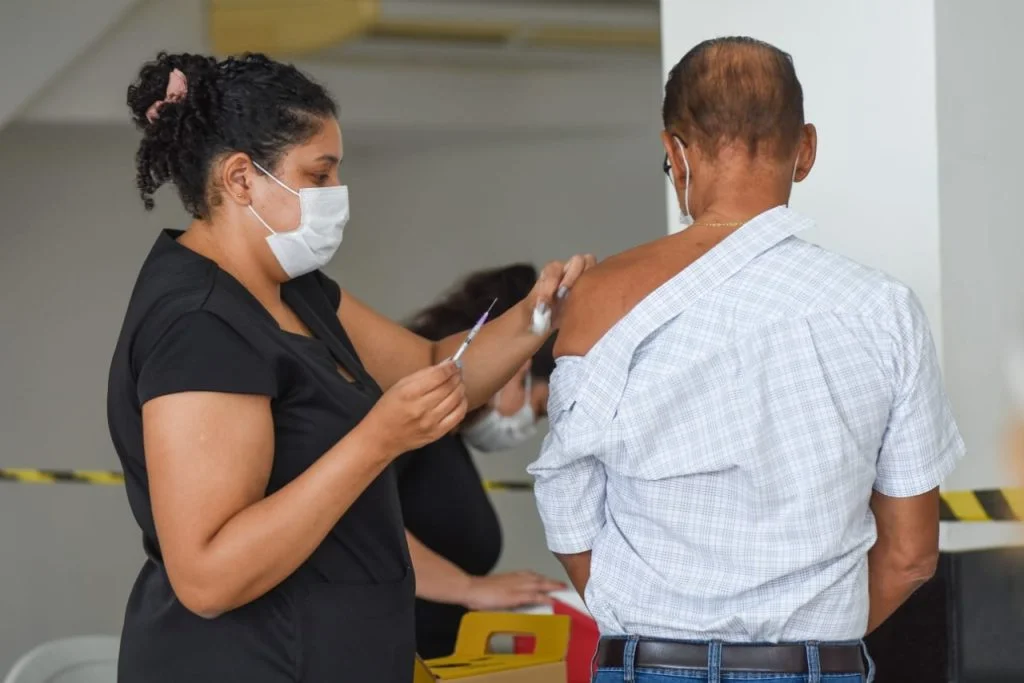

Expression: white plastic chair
xmin=3 ymin=636 xmax=118 ymax=683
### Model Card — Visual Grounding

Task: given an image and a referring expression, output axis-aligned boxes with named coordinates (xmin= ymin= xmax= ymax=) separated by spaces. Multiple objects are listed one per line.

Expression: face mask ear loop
xmin=680 ymin=145 xmax=692 ymax=219
xmin=668 ymin=137 xmax=692 ymax=227
xmin=787 ymin=154 xmax=800 ymax=208
xmin=249 ymin=159 xmax=299 ymax=236
xmin=252 ymin=160 xmax=300 ymax=197
xmin=248 ymin=205 xmax=277 ymax=236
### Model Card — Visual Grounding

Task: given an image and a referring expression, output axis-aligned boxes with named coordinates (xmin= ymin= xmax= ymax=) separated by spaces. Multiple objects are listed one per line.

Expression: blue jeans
xmin=593 ymin=638 xmax=874 ymax=683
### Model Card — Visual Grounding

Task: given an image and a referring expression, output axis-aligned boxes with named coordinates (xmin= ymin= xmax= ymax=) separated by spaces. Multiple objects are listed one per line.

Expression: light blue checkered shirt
xmin=528 ymin=206 xmax=964 ymax=642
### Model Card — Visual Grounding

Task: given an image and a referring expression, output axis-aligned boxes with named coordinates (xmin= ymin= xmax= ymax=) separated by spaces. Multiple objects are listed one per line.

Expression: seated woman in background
xmin=397 ymin=264 xmax=565 ymax=659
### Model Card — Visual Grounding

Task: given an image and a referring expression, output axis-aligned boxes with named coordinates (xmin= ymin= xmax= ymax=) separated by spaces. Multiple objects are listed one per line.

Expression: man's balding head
xmin=663 ymin=37 xmax=804 ymax=160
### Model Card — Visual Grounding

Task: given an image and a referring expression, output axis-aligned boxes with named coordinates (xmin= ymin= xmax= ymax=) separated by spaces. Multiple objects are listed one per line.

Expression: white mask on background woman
xmin=462 ymin=376 xmax=538 ymax=452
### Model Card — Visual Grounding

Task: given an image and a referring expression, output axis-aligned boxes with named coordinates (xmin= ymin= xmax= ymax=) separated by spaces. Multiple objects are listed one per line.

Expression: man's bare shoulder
xmin=555 ymin=239 xmax=676 ymax=359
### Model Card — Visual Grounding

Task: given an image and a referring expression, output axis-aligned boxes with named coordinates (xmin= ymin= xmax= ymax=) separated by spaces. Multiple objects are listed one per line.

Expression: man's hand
xmin=866 ymin=488 xmax=940 ymax=633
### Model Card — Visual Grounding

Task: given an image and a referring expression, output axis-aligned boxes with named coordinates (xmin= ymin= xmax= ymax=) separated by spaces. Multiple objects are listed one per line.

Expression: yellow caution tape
xmin=938 ymin=487 xmax=1024 ymax=522
xmin=0 ymin=469 xmax=125 ymax=485
xmin=482 ymin=480 xmax=534 ymax=492
xmin=2 ymin=468 xmax=1020 ymax=522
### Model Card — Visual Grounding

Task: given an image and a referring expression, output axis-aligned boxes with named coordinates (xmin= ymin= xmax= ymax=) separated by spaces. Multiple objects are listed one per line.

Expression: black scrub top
xmin=395 ymin=435 xmax=502 ymax=659
xmin=107 ymin=231 xmax=414 ymax=683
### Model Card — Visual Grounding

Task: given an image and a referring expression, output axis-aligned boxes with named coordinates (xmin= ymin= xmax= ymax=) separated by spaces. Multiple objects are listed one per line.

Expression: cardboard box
xmin=414 ymin=612 xmax=570 ymax=682
xmin=513 ymin=591 xmax=599 ymax=683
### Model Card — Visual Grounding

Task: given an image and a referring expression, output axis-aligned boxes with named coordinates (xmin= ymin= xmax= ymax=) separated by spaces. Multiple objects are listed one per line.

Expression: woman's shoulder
xmin=121 ymin=235 xmax=257 ymax=367
xmin=123 ymin=237 xmax=212 ymax=328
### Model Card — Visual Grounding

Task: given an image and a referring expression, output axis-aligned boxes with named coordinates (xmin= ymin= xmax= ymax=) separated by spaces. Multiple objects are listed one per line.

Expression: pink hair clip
xmin=145 ymin=68 xmax=188 ymax=123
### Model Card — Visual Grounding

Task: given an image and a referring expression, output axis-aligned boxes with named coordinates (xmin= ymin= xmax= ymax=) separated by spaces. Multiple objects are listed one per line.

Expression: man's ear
xmin=661 ymin=131 xmax=688 ymax=190
xmin=795 ymin=124 xmax=818 ymax=182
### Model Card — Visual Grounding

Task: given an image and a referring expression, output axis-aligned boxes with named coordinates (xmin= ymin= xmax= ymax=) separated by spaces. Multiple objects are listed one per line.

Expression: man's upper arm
xmin=527 ymin=355 xmax=608 ymax=555
xmin=553 ymin=264 xmax=625 ymax=360
xmin=530 ymin=429 xmax=607 ymax=554
xmin=532 ymin=258 xmax=657 ymax=554
xmin=875 ymin=287 xmax=965 ymax=497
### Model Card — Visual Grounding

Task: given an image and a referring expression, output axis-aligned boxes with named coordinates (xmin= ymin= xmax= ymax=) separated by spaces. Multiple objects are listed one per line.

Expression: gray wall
xmin=0 ymin=122 xmax=664 ymax=670
xmin=936 ymin=0 xmax=1024 ymax=491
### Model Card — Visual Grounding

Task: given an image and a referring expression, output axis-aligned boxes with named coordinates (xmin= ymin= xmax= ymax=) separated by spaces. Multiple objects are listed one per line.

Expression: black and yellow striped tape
xmin=482 ymin=480 xmax=534 ymax=492
xmin=2 ymin=468 xmax=1021 ymax=522
xmin=0 ymin=469 xmax=125 ymax=485
xmin=938 ymin=488 xmax=1024 ymax=523
xmin=487 ymin=480 xmax=1024 ymax=521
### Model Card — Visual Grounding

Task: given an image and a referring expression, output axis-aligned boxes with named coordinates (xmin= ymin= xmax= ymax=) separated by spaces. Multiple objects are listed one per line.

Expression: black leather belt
xmin=596 ymin=639 xmax=865 ymax=675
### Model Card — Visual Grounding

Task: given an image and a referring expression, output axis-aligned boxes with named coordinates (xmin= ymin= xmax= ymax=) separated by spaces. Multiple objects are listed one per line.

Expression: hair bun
xmin=126 ymin=52 xmax=218 ymax=129
xmin=128 ymin=50 xmax=337 ymax=219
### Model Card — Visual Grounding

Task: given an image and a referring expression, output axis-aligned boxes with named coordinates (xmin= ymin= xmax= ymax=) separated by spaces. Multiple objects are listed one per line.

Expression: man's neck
xmin=693 ymin=153 xmax=794 ymax=225
xmin=695 ymin=187 xmax=790 ymax=227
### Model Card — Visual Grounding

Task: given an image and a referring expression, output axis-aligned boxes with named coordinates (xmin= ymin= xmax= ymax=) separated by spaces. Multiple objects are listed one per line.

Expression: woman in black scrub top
xmin=107 ymin=52 xmax=594 ymax=683
xmin=397 ymin=265 xmax=565 ymax=659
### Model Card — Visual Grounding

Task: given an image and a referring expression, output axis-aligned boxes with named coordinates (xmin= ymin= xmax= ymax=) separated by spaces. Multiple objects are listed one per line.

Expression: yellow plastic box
xmin=414 ymin=612 xmax=571 ymax=683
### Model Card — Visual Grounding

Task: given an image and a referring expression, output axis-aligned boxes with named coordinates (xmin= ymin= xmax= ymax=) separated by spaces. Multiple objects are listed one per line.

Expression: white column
xmin=660 ymin=0 xmax=1022 ymax=550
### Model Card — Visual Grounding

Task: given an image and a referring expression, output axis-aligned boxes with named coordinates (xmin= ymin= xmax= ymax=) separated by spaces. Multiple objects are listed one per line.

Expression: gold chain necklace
xmin=690 ymin=220 xmax=746 ymax=228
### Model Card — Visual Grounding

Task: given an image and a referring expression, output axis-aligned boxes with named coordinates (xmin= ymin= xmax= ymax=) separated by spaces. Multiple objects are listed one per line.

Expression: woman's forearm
xmin=407 ymin=530 xmax=473 ymax=606
xmin=181 ymin=426 xmax=393 ymax=616
xmin=433 ymin=300 xmax=545 ymax=408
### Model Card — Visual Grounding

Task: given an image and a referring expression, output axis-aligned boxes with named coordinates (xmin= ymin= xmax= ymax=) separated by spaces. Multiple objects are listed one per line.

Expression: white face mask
xmin=462 ymin=377 xmax=538 ymax=452
xmin=248 ymin=161 xmax=350 ymax=279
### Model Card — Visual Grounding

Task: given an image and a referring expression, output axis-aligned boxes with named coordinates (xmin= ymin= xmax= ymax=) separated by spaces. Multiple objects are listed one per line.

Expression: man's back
xmin=529 ymin=207 xmax=963 ymax=642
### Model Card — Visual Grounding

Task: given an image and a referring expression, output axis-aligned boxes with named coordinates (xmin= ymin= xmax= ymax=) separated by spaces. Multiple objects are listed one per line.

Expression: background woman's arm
xmin=407 ymin=530 xmax=563 ymax=610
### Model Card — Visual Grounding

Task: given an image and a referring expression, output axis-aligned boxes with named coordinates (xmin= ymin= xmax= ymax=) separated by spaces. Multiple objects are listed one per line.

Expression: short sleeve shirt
xmin=107 ymin=231 xmax=415 ymax=682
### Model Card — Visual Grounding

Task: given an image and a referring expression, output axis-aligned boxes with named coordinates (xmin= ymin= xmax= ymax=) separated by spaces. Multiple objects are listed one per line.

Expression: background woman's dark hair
xmin=127 ymin=52 xmax=337 ymax=219
xmin=407 ymin=263 xmax=557 ymax=380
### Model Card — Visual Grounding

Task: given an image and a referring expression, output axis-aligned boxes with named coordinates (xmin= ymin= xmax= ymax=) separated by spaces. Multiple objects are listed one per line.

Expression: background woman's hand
xmin=462 ymin=571 xmax=566 ymax=611
xmin=364 ymin=361 xmax=467 ymax=459
xmin=528 ymin=254 xmax=598 ymax=330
